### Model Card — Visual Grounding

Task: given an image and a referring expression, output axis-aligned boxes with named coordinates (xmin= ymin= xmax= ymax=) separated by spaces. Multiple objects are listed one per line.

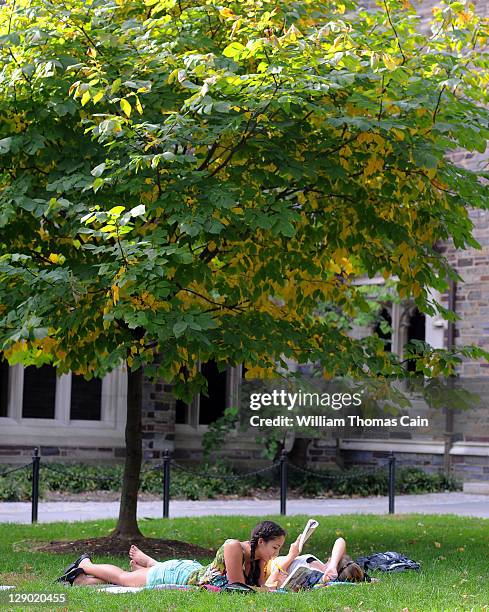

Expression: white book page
xmin=298 ymin=519 xmax=319 ymax=553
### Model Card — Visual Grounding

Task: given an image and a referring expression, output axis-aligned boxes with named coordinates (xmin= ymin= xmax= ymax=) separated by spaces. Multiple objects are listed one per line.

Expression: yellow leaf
xmin=382 ymin=53 xmax=398 ymax=71
xmin=135 ymin=96 xmax=143 ymax=115
xmin=364 ymin=155 xmax=384 ymax=178
xmin=220 ymin=7 xmax=235 ymax=18
xmin=391 ymin=128 xmax=404 ymax=141
xmin=81 ymin=91 xmax=91 ymax=107
xmin=92 ymin=91 xmax=104 ymax=104
xmin=112 ymin=285 xmax=119 ymax=305
xmin=109 ymin=205 xmax=125 ymax=217
xmin=48 ymin=253 xmax=59 ymax=264
xmin=120 ymin=98 xmax=132 ymax=117
xmin=434 ymin=541 xmax=441 ymax=548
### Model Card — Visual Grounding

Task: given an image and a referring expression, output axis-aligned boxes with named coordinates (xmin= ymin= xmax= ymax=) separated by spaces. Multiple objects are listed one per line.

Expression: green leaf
xmin=92 ymin=177 xmax=104 ymax=192
xmin=173 ymin=321 xmax=188 ymax=338
xmin=222 ymin=42 xmax=245 ymax=58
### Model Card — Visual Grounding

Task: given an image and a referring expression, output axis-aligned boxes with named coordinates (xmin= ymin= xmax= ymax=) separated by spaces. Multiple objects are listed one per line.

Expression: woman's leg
xmin=72 ymin=573 xmax=106 ymax=586
xmin=322 ymin=538 xmax=346 ymax=581
xmin=78 ymin=558 xmax=150 ymax=587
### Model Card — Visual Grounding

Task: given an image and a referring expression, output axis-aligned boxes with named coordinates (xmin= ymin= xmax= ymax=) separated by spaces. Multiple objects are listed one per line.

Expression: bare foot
xmin=130 ymin=559 xmax=144 ymax=572
xmin=322 ymin=563 xmax=338 ymax=582
xmin=129 ymin=545 xmax=154 ymax=568
xmin=78 ymin=558 xmax=91 ymax=571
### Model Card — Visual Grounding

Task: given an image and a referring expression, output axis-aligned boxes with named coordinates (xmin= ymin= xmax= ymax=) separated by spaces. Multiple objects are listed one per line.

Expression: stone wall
xmin=439 ymin=210 xmax=489 ymax=377
xmin=0 ymin=444 xmax=125 ymax=463
xmin=141 ymin=374 xmax=176 ymax=460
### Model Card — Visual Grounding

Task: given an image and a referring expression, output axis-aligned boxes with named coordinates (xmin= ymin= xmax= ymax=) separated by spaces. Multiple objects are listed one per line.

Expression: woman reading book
xmin=265 ymin=536 xmax=365 ymax=588
xmin=57 ymin=520 xmax=288 ymax=589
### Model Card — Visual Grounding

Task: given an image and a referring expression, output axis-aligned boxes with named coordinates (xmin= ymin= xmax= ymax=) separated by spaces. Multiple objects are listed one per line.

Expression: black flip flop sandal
xmin=56 ymin=552 xmax=91 ymax=583
xmin=56 ymin=567 xmax=86 ymax=585
xmin=65 ymin=567 xmax=86 ymax=586
xmin=56 ymin=563 xmax=77 ymax=583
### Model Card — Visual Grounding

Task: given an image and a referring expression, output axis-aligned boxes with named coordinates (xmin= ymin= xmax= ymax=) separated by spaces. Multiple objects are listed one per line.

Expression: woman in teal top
xmin=58 ymin=520 xmax=288 ymax=588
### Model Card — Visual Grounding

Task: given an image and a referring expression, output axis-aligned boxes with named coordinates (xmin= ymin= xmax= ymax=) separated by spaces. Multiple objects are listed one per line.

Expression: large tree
xmin=1 ymin=0 xmax=488 ymax=536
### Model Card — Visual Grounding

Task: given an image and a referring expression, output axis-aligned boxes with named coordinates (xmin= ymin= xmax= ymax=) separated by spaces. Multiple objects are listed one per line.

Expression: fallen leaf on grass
xmin=457 ymin=546 xmax=465 ymax=552
xmin=434 ymin=541 xmax=441 ymax=548
xmin=438 ymin=555 xmax=446 ymax=560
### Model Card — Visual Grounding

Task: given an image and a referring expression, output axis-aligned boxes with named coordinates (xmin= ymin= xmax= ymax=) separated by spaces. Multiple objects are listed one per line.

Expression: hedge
xmin=0 ymin=462 xmax=460 ymax=502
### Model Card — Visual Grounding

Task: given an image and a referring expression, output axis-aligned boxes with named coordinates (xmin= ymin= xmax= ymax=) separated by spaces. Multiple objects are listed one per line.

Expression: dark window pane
xmin=22 ymin=365 xmax=56 ymax=418
xmin=175 ymin=399 xmax=189 ymax=424
xmin=70 ymin=374 xmax=102 ymax=420
xmin=374 ymin=308 xmax=392 ymax=353
xmin=406 ymin=309 xmax=426 ymax=373
xmin=0 ymin=356 xmax=8 ymax=417
xmin=199 ymin=360 xmax=227 ymax=425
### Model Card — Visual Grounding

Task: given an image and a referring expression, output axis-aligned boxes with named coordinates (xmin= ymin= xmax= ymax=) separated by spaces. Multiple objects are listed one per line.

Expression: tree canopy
xmin=1 ymin=0 xmax=489 ymax=391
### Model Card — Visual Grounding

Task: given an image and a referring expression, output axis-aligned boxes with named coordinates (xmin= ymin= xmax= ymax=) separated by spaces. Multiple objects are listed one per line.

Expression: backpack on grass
xmin=354 ymin=551 xmax=420 ymax=573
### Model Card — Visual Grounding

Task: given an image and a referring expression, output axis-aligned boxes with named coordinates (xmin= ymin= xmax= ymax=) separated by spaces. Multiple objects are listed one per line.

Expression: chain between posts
xmin=41 ymin=462 xmax=120 ymax=486
xmin=0 ymin=448 xmax=397 ymax=522
xmin=0 ymin=463 xmax=31 ymax=478
xmin=171 ymin=460 xmax=281 ymax=481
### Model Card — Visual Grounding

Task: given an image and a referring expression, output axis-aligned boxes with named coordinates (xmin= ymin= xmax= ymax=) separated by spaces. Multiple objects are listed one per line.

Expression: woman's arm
xmin=265 ymin=536 xmax=301 ymax=588
xmin=276 ymin=535 xmax=301 ymax=572
xmin=223 ymin=540 xmax=246 ymax=584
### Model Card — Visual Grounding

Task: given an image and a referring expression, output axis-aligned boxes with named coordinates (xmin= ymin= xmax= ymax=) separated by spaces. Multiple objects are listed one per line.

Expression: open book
xmin=281 ymin=564 xmax=324 ymax=590
xmin=297 ymin=518 xmax=319 ymax=553
xmin=265 ymin=519 xmax=320 ymax=588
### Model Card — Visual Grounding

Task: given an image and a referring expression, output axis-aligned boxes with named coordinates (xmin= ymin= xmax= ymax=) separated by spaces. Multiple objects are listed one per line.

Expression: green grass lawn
xmin=1 ymin=514 xmax=488 ymax=611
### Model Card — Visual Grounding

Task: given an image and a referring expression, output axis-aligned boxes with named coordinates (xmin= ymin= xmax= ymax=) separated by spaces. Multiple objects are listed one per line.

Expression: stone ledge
xmin=339 ymin=438 xmax=445 ymax=455
xmin=463 ymin=482 xmax=489 ymax=495
xmin=450 ymin=442 xmax=489 ymax=457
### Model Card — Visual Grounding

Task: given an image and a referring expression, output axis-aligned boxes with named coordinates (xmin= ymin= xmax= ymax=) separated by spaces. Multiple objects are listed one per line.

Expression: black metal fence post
xmin=388 ymin=452 xmax=396 ymax=514
xmin=162 ymin=449 xmax=171 ymax=519
xmin=280 ymin=450 xmax=288 ymax=516
xmin=31 ymin=448 xmax=40 ymax=524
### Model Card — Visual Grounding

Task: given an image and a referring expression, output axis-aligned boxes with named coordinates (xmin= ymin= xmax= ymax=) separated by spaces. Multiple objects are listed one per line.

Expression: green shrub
xmin=0 ymin=461 xmax=460 ymax=502
xmin=0 ymin=471 xmax=35 ymax=501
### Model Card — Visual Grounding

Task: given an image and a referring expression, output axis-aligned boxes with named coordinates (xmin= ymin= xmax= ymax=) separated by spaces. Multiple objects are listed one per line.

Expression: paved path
xmin=1 ymin=492 xmax=488 ymax=523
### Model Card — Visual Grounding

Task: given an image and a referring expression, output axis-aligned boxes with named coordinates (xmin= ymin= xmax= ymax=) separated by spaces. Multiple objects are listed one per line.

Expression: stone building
xmin=0 ymin=0 xmax=488 ymax=484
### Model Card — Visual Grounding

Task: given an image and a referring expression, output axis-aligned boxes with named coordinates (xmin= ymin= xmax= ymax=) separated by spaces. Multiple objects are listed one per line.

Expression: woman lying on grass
xmin=265 ymin=536 xmax=366 ymax=588
xmin=57 ymin=520 xmax=289 ymax=589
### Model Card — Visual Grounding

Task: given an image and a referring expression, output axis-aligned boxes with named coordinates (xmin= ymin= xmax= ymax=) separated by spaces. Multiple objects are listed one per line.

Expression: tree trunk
xmin=289 ymin=436 xmax=311 ymax=467
xmin=113 ymin=365 xmax=143 ymax=538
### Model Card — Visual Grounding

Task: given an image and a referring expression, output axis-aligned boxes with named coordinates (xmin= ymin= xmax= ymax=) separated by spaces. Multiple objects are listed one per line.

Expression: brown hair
xmin=337 ymin=555 xmax=365 ymax=582
xmin=247 ymin=520 xmax=286 ymax=586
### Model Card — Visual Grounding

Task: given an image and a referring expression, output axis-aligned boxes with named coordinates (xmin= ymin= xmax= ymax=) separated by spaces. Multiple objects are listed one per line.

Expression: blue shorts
xmin=146 ymin=559 xmax=203 ymax=587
